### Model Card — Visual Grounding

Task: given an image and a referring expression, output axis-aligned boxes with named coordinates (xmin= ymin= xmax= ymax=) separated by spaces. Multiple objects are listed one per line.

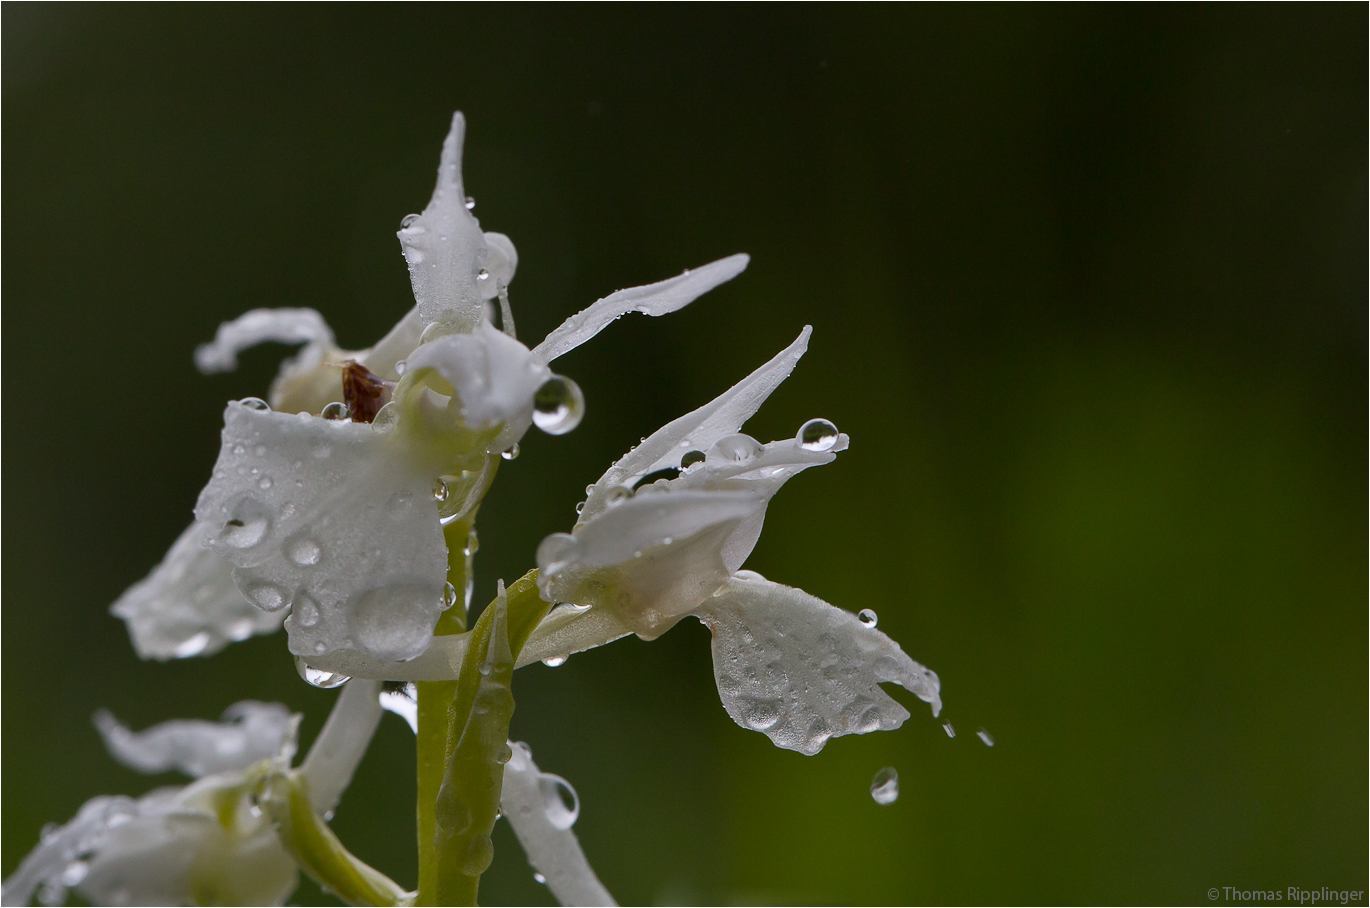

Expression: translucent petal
xmin=193 ymin=308 xmax=334 ymax=375
xmin=193 ymin=401 xmax=448 ymax=664
xmin=397 ymin=112 xmax=493 ymax=329
xmin=580 ymin=327 xmax=810 ymax=524
xmin=532 ymin=253 xmax=750 ymax=363
xmin=695 ymin=573 xmax=942 ymax=756
xmin=299 ymin=680 xmax=383 ymax=815
xmin=94 ymin=701 xmax=297 ymax=778
xmin=501 ymin=742 xmax=617 ymax=907
xmin=110 ymin=521 xmax=284 ymax=661
xmin=515 ymin=604 xmax=634 ymax=669
xmin=359 ymin=305 xmax=426 ymax=381
xmin=404 ymin=321 xmax=551 ymax=450
xmin=538 ymin=490 xmax=761 ymax=638
xmin=1 ymin=796 xmax=139 ymax=907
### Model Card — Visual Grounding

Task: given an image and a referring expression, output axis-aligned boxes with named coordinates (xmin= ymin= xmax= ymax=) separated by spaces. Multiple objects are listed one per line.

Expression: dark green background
xmin=3 ymin=5 xmax=1365 ymax=905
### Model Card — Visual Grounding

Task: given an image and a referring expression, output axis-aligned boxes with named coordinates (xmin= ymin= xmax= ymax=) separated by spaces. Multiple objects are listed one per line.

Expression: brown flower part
xmin=341 ymin=360 xmax=392 ymax=423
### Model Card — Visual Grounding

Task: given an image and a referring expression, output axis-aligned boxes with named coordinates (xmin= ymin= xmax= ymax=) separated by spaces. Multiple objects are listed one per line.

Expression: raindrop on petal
xmin=541 ymin=655 xmax=566 ymax=667
xmin=464 ymin=196 xmax=476 ymax=210
xmin=532 ymin=375 xmax=585 ymax=435
xmin=870 ymin=766 xmax=899 ymax=805
xmin=173 ymin=631 xmax=211 ymax=658
xmin=288 ymin=538 xmax=322 ymax=566
xmin=537 ymin=773 xmax=580 ymax=829
xmin=321 ymin=401 xmax=351 ymax=421
xmin=708 ymin=433 xmax=763 ymax=464
xmin=501 ymin=443 xmax=520 ymax=461
xmin=680 ymin=449 xmax=706 ymax=468
xmin=477 ymin=268 xmax=490 ymax=281
xmin=440 ymin=582 xmax=459 ymax=611
xmin=433 ymin=478 xmax=450 ymax=502
xmin=858 ymin=608 xmax=878 ymax=628
xmin=239 ymin=397 xmax=271 ymax=411
xmin=796 ymin=418 xmax=840 ymax=452
xmin=294 ymin=655 xmax=350 ymax=689
xmin=533 ymin=872 xmax=547 ymax=885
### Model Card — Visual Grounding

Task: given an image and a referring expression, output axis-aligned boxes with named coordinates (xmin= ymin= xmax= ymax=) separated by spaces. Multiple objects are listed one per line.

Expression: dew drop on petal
xmin=288 ymin=538 xmax=322 ymax=566
xmin=537 ymin=533 xmax=581 ymax=577
xmin=477 ymin=268 xmax=490 ymax=281
xmin=220 ymin=498 xmax=272 ymax=549
xmin=295 ymin=596 xmax=320 ymax=627
xmin=708 ymin=433 xmax=763 ymax=463
xmin=537 ymin=773 xmax=580 ymax=829
xmin=501 ymin=443 xmax=520 ymax=461
xmin=858 ymin=608 xmax=878 ymax=628
xmin=59 ymin=861 xmax=88 ymax=888
xmin=321 ymin=401 xmax=351 ymax=421
xmin=541 ymin=655 xmax=566 ymax=667
xmin=680 ymin=449 xmax=706 ymax=468
xmin=942 ymin=720 xmax=956 ymax=738
xmin=796 ymin=418 xmax=840 ymax=452
xmin=433 ymin=478 xmax=450 ymax=503
xmin=977 ymin=728 xmax=995 ymax=747
xmin=605 ymin=485 xmax=632 ymax=506
xmin=400 ymin=213 xmax=421 ymax=230
xmin=870 ymin=766 xmax=899 ymax=805
xmin=246 ymin=582 xmax=290 ymax=612
xmin=295 ymin=655 xmax=350 ymax=689
xmin=395 ymin=360 xmax=407 ymax=376
xmin=532 ymin=375 xmax=585 ymax=435
xmin=239 ymin=397 xmax=270 ymax=411
xmin=173 ymin=631 xmax=211 ymax=658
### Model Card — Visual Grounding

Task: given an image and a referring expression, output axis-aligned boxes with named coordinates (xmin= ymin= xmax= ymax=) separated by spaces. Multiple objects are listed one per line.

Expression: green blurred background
xmin=3 ymin=5 xmax=1365 ymax=905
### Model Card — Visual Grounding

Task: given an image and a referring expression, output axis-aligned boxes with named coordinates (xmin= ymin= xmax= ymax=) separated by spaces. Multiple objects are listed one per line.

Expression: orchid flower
xmin=9 ymin=111 xmax=950 ymax=907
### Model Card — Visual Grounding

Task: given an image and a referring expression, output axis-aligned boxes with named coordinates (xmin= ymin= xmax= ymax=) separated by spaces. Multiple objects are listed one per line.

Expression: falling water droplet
xmin=537 ymin=773 xmax=580 ymax=829
xmin=796 ymin=418 xmax=839 ymax=452
xmin=433 ymin=478 xmax=450 ymax=502
xmin=239 ymin=397 xmax=270 ymax=411
xmin=532 ymin=375 xmax=586 ymax=435
xmin=680 ymin=449 xmax=706 ymax=468
xmin=870 ymin=766 xmax=899 ymax=805
xmin=977 ymin=728 xmax=995 ymax=747
xmin=541 ymin=655 xmax=567 ymax=667
xmin=942 ymin=720 xmax=956 ymax=738
xmin=321 ymin=401 xmax=350 ymax=421
xmin=464 ymin=196 xmax=476 ymax=210
xmin=708 ymin=433 xmax=763 ymax=463
xmin=440 ymin=582 xmax=459 ymax=611
xmin=858 ymin=608 xmax=878 ymax=628
xmin=295 ymin=655 xmax=350 ymax=689
xmin=501 ymin=443 xmax=520 ymax=461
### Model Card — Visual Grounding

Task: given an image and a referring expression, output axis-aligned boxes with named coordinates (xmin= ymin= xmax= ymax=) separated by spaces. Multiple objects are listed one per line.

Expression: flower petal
xmin=299 ymin=680 xmax=383 ymax=816
xmin=531 ymin=253 xmax=750 ymax=363
xmin=94 ymin=701 xmax=298 ymax=779
xmin=110 ymin=521 xmax=284 ymax=661
xmin=501 ymin=742 xmax=617 ymax=907
xmin=580 ymin=327 xmax=810 ymax=524
xmin=194 ymin=308 xmax=335 ymax=376
xmin=358 ymin=304 xmax=426 ymax=381
xmin=398 ymin=112 xmax=497 ymax=330
xmin=194 ymin=401 xmax=449 ymax=664
xmin=694 ymin=573 xmax=942 ymax=756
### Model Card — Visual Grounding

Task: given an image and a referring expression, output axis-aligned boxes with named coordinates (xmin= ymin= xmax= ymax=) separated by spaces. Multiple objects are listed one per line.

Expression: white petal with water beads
xmin=94 ymin=701 xmax=297 ymax=779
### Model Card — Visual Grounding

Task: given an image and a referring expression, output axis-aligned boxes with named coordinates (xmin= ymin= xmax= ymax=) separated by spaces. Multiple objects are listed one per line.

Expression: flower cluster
xmin=4 ymin=113 xmax=942 ymax=907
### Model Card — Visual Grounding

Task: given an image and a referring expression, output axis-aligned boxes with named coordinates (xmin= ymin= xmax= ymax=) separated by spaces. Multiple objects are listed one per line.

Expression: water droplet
xmin=351 ymin=583 xmax=440 ymax=661
xmin=796 ymin=418 xmax=839 ymax=452
xmin=288 ymin=538 xmax=322 ymax=566
xmin=173 ymin=631 xmax=211 ymax=658
xmin=464 ymin=196 xmax=476 ymax=210
xmin=477 ymin=268 xmax=490 ymax=281
xmin=496 ymin=743 xmax=513 ymax=764
xmin=741 ymin=697 xmax=782 ymax=730
xmin=533 ymin=872 xmax=547 ymax=885
xmin=537 ymin=773 xmax=580 ymax=829
xmin=433 ymin=478 xmax=450 ymax=502
xmin=574 ymin=501 xmax=585 ymax=515
xmin=977 ymin=728 xmax=995 ymax=747
xmin=870 ymin=766 xmax=899 ymax=805
xmin=246 ymin=582 xmax=290 ymax=612
xmin=321 ymin=401 xmax=351 ymax=420
xmin=257 ymin=477 xmax=272 ymax=490
xmin=680 ymin=449 xmax=706 ymax=468
xmin=708 ymin=433 xmax=763 ymax=463
xmin=400 ymin=213 xmax=421 ymax=229
xmin=501 ymin=443 xmax=520 ymax=461
xmin=532 ymin=375 xmax=585 ymax=435
xmin=942 ymin=720 xmax=956 ymax=738
xmin=239 ymin=397 xmax=270 ymax=411
xmin=295 ymin=655 xmax=349 ymax=688
xmin=220 ymin=497 xmax=272 ymax=549
xmin=440 ymin=582 xmax=459 ymax=610
xmin=605 ymin=485 xmax=632 ymax=506
xmin=537 ymin=533 xmax=581 ymax=577
xmin=541 ymin=655 xmax=566 ymax=667
xmin=395 ymin=360 xmax=408 ymax=376
xmin=463 ymin=530 xmax=480 ymax=557
xmin=59 ymin=861 xmax=88 ymax=888
xmin=294 ymin=596 xmax=320 ymax=627
xmin=858 ymin=608 xmax=878 ymax=628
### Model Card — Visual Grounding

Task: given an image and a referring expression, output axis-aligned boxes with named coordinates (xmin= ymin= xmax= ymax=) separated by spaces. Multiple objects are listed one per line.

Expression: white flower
xmin=113 ymin=110 xmax=748 ymax=674
xmin=528 ymin=330 xmax=942 ymax=755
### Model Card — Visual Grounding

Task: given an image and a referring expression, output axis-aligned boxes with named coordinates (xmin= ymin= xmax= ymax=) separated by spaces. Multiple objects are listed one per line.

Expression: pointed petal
xmin=94 ymin=702 xmax=297 ymax=779
xmin=110 ymin=522 xmax=284 ymax=661
xmin=580 ymin=327 xmax=810 ymax=523
xmin=501 ymin=742 xmax=617 ymax=907
xmin=194 ymin=402 xmax=448 ymax=664
xmin=194 ymin=308 xmax=334 ymax=375
xmin=398 ymin=112 xmax=493 ymax=329
xmin=532 ymin=253 xmax=750 ymax=363
xmin=695 ymin=573 xmax=942 ymax=756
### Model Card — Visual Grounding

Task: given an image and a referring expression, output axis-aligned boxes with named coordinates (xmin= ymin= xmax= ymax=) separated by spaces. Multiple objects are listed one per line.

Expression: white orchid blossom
xmin=14 ymin=111 xmax=955 ymax=907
